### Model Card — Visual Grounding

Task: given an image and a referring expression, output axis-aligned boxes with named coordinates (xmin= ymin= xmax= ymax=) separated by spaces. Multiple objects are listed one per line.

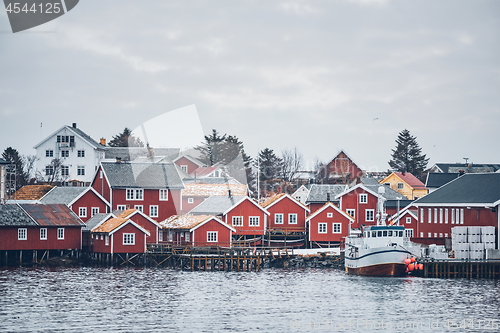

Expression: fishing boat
xmin=344 ymin=186 xmax=419 ymax=276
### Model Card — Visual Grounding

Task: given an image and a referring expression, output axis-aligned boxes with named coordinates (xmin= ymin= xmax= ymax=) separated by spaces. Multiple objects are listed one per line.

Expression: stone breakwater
xmin=262 ymin=254 xmax=345 ymax=269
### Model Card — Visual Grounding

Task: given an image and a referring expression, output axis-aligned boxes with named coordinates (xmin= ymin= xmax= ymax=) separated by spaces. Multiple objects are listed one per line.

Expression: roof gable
xmin=34 ymin=125 xmax=104 ymax=150
xmin=173 ymin=155 xmax=205 ymax=167
xmin=260 ymin=193 xmax=310 ymax=212
xmin=189 ymin=195 xmax=246 ymax=215
xmin=306 ymin=184 xmax=348 ymax=203
xmin=223 ymin=197 xmax=270 ymax=216
xmin=100 ymin=162 xmax=184 ymax=189
xmin=190 ymin=215 xmax=236 ymax=233
xmin=425 ymin=173 xmax=461 ymax=188
xmin=306 ymin=202 xmax=354 ymax=222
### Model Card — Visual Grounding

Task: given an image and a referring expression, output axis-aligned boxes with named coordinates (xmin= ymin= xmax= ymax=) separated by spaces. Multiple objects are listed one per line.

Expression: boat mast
xmin=376 ymin=186 xmax=387 ymax=226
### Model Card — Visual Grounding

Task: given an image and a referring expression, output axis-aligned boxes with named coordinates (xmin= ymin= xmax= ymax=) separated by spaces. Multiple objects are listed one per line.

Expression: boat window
xmin=388 ymin=231 xmax=393 ymax=237
xmin=377 ymin=231 xmax=382 ymax=237
xmin=372 ymin=231 xmax=376 ymax=238
xmin=383 ymin=231 xmax=387 ymax=237
xmin=365 ymin=232 xmax=370 ymax=238
xmin=399 ymin=231 xmax=403 ymax=237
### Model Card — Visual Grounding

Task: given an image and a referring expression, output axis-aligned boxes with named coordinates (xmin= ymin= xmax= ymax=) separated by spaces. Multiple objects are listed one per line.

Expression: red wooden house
xmin=260 ymin=193 xmax=309 ymax=233
xmin=91 ymin=214 xmax=150 ymax=254
xmin=388 ymin=208 xmax=419 ymax=239
xmin=113 ymin=209 xmax=162 ymax=244
xmin=335 ymin=184 xmax=379 ymax=229
xmin=173 ymin=155 xmax=205 ymax=175
xmin=0 ymin=203 xmax=83 ymax=252
xmin=91 ymin=161 xmax=184 ymax=222
xmin=160 ymin=214 xmax=235 ymax=247
xmin=306 ymin=202 xmax=355 ymax=248
xmin=317 ymin=150 xmax=364 ymax=184
xmin=223 ymin=196 xmax=270 ymax=238
xmin=39 ymin=186 xmax=111 ymax=223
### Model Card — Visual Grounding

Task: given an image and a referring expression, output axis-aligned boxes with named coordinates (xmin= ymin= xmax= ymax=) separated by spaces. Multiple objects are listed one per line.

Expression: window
xmin=434 ymin=208 xmax=437 ymax=223
xmin=434 ymin=233 xmax=437 ymax=238
xmin=428 ymin=232 xmax=431 ymax=237
xmin=428 ymin=208 xmax=431 ymax=223
xmin=150 ymin=205 xmax=158 ymax=218
xmin=57 ymin=228 xmax=64 ymax=240
xmin=332 ymin=223 xmax=341 ymax=233
xmin=420 ymin=208 xmax=424 ymax=223
xmin=451 ymin=209 xmax=455 ymax=224
xmin=45 ymin=150 xmax=53 ymax=157
xmin=126 ymin=189 xmax=143 ymax=201
xmin=207 ymin=231 xmax=218 ymax=242
xmin=420 ymin=232 xmax=424 ymax=237
xmin=105 ymin=235 xmax=109 ymax=246
xmin=460 ymin=209 xmax=464 ymax=224
xmin=61 ymin=150 xmax=69 ymax=158
xmin=406 ymin=217 xmax=411 ymax=224
xmin=123 ymin=233 xmax=135 ymax=245
xmin=185 ymin=232 xmax=190 ymax=242
xmin=288 ymin=213 xmax=297 ymax=224
xmin=365 ymin=209 xmax=374 ymax=221
xmin=439 ymin=233 xmax=443 ymax=238
xmin=134 ymin=205 xmax=143 ymax=212
xmin=384 ymin=182 xmax=391 ymax=187
xmin=45 ymin=165 xmax=54 ymax=176
xmin=77 ymin=166 xmax=85 ymax=176
xmin=249 ymin=216 xmax=260 ymax=226
xmin=359 ymin=194 xmax=367 ymax=204
xmin=445 ymin=233 xmax=448 ymax=238
xmin=187 ymin=198 xmax=194 ymax=204
xmin=77 ymin=150 xmax=85 ymax=157
xmin=61 ymin=165 xmax=69 ymax=176
xmin=439 ymin=208 xmax=443 ymax=224
xmin=180 ymin=165 xmax=188 ymax=173
xmin=18 ymin=228 xmax=27 ymax=240
xmin=445 ymin=209 xmax=448 ymax=224
xmin=405 ymin=229 xmax=413 ymax=238
xmin=79 ymin=207 xmax=87 ymax=218
xmin=275 ymin=213 xmax=283 ymax=224
xmin=159 ymin=189 xmax=169 ymax=201
xmin=232 ymin=216 xmax=243 ymax=227
xmin=117 ymin=205 xmax=126 ymax=210
xmin=397 ymin=182 xmax=404 ymax=189
xmin=158 ymin=232 xmax=163 ymax=242
xmin=40 ymin=228 xmax=47 ymax=240
xmin=91 ymin=207 xmax=99 ymax=217
xmin=346 ymin=209 xmax=355 ymax=219
xmin=327 ymin=213 xmax=333 ymax=218
xmin=318 ymin=223 xmax=327 ymax=234
xmin=135 ymin=189 xmax=143 ymax=200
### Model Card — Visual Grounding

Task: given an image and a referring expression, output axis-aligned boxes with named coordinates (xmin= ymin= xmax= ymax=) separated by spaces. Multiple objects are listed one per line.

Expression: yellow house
xmin=379 ymin=172 xmax=428 ymax=200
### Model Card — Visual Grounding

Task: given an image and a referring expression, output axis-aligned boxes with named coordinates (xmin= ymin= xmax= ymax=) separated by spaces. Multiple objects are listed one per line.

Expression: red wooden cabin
xmin=91 ymin=215 xmax=150 ymax=254
xmin=307 ymin=202 xmax=354 ymax=248
xmin=260 ymin=193 xmax=309 ymax=234
xmin=173 ymin=155 xmax=205 ymax=175
xmin=223 ymin=196 xmax=270 ymax=238
xmin=336 ymin=184 xmax=380 ymax=229
xmin=114 ymin=209 xmax=162 ymax=244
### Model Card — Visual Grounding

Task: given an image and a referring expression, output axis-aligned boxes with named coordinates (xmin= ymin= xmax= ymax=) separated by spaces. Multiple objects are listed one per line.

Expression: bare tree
xmin=36 ymin=158 xmax=69 ymax=185
xmin=23 ymin=155 xmax=37 ymax=184
xmin=280 ymin=147 xmax=303 ymax=183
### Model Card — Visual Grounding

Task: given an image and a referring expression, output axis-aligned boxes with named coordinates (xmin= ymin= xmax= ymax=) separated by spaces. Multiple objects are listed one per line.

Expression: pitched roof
xmin=12 ymin=185 xmax=54 ymax=200
xmin=39 ymin=186 xmax=87 ymax=205
xmin=189 ymin=196 xmax=246 ymax=215
xmin=393 ymin=172 xmax=426 ymax=189
xmin=173 ymin=155 xmax=205 ymax=167
xmin=19 ymin=204 xmax=83 ymax=226
xmin=260 ymin=193 xmax=310 ymax=211
xmin=104 ymin=147 xmax=180 ymax=161
xmin=160 ymin=214 xmax=212 ymax=229
xmin=182 ymin=183 xmax=247 ymax=197
xmin=432 ymin=163 xmax=500 ymax=173
xmin=335 ymin=183 xmax=407 ymax=201
xmin=413 ymin=173 xmax=500 ymax=206
xmin=91 ymin=216 xmax=150 ymax=236
xmin=425 ymin=173 xmax=461 ymax=188
xmin=305 ymin=184 xmax=348 ymax=203
xmin=306 ymin=202 xmax=354 ymax=222
xmin=183 ymin=177 xmax=242 ymax=185
xmin=101 ymin=161 xmax=184 ymax=189
xmin=191 ymin=166 xmax=217 ymax=177
xmin=0 ymin=204 xmax=38 ymax=226
xmin=83 ymin=213 xmax=112 ymax=231
xmin=34 ymin=125 xmax=105 ymax=150
xmin=359 ymin=177 xmax=382 ymax=186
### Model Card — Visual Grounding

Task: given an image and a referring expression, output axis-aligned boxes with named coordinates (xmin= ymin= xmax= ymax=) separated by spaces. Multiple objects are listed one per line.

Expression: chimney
xmin=228 ymin=189 xmax=232 ymax=198
xmin=72 ymin=123 xmax=77 ymax=128
xmin=100 ymin=138 xmax=106 ymax=146
xmin=326 ymin=192 xmax=330 ymax=202
xmin=147 ymin=143 xmax=154 ymax=161
xmin=116 ymin=157 xmax=122 ymax=163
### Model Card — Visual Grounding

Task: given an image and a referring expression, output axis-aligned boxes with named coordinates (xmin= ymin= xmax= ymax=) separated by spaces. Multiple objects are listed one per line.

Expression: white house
xmin=292 ymin=184 xmax=310 ymax=205
xmin=34 ymin=123 xmax=106 ymax=186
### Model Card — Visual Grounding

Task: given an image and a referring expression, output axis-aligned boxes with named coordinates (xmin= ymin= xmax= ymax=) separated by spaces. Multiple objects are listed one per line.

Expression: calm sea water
xmin=0 ymin=267 xmax=499 ymax=333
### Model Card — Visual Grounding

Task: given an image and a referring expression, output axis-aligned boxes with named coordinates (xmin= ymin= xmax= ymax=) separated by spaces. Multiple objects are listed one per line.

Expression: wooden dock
xmin=418 ymin=260 xmax=500 ymax=279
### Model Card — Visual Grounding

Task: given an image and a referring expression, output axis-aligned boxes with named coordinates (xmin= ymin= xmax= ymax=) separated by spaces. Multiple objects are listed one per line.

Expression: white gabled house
xmin=34 ymin=123 xmax=106 ymax=185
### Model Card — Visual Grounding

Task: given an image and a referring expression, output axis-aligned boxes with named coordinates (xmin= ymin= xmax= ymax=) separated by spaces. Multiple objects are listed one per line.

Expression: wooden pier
xmin=418 ymin=260 xmax=500 ymax=279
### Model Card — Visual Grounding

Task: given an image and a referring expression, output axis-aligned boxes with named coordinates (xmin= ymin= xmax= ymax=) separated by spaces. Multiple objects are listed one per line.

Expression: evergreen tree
xmin=108 ymin=128 xmax=144 ymax=147
xmin=2 ymin=147 xmax=28 ymax=194
xmin=195 ymin=129 xmax=227 ymax=166
xmin=255 ymin=148 xmax=283 ymax=196
xmin=388 ymin=129 xmax=429 ymax=181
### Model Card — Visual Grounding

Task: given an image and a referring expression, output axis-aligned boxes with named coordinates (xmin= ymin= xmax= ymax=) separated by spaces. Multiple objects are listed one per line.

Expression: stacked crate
xmin=452 ymin=227 xmax=469 ymax=259
xmin=452 ymin=226 xmax=497 ymax=260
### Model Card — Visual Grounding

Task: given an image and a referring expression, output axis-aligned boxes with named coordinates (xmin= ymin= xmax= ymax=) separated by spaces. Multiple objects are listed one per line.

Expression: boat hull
xmin=345 ymin=246 xmax=411 ymax=277
xmin=345 ymin=262 xmax=407 ymax=277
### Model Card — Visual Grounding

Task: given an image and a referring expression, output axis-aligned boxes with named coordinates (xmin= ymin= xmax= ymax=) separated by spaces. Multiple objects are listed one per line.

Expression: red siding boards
xmin=337 ymin=185 xmax=378 ymax=229
xmin=0 ymin=226 xmax=82 ymax=250
xmin=224 ymin=197 xmax=269 ymax=236
xmin=91 ymin=166 xmax=111 ymax=204
xmin=410 ymin=205 xmax=498 ymax=245
xmin=182 ymin=196 xmax=205 ymax=214
xmin=71 ymin=188 xmax=110 ymax=223
xmin=174 ymin=156 xmax=201 ymax=175
xmin=119 ymin=210 xmax=161 ymax=244
xmin=322 ymin=151 xmax=364 ymax=184
xmin=262 ymin=194 xmax=309 ymax=233
xmin=93 ymin=221 xmax=149 ymax=254
xmin=192 ymin=217 xmax=234 ymax=247
xmin=307 ymin=202 xmax=354 ymax=245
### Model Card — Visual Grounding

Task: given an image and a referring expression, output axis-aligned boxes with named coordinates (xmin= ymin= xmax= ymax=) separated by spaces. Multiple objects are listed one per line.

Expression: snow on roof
xmin=182 ymin=183 xmax=247 ymax=197
xmin=160 ymin=214 xmax=212 ymax=229
xmin=260 ymin=193 xmax=287 ymax=208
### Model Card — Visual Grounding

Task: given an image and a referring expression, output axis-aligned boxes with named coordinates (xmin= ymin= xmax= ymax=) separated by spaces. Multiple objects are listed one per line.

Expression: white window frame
xmin=126 ymin=189 xmax=143 ymax=201
xmin=61 ymin=150 xmax=69 ymax=158
xmin=232 ymin=216 xmax=243 ymax=227
xmin=428 ymin=208 xmax=431 ymax=223
xmin=207 ymin=231 xmax=218 ymax=242
xmin=77 ymin=165 xmax=85 ymax=176
xmin=346 ymin=209 xmax=355 ymax=219
xmin=451 ymin=208 xmax=455 ymax=224
xmin=79 ymin=207 xmax=87 ymax=218
xmin=434 ymin=208 xmax=437 ymax=224
xmin=318 ymin=223 xmax=327 ymax=234
xmin=406 ymin=217 xmax=411 ymax=224
xmin=428 ymin=232 xmax=431 ymax=237
xmin=420 ymin=232 xmax=424 ymax=237
xmin=249 ymin=216 xmax=260 ymax=226
xmin=57 ymin=228 xmax=64 ymax=240
xmin=420 ymin=208 xmax=424 ymax=223
xmin=158 ymin=232 xmax=163 ymax=242
xmin=180 ymin=165 xmax=188 ymax=173
xmin=123 ymin=233 xmax=135 ymax=245
xmin=117 ymin=205 xmax=126 ymax=211
xmin=439 ymin=208 xmax=443 ymax=224
xmin=439 ymin=233 xmax=443 ymax=238
xmin=359 ymin=194 xmax=368 ymax=204
xmin=150 ymin=205 xmax=158 ymax=218
xmin=91 ymin=207 xmax=99 ymax=217
xmin=445 ymin=209 xmax=448 ymax=224
xmin=61 ymin=165 xmax=69 ymax=176
xmin=288 ymin=213 xmax=297 ymax=224
xmin=460 ymin=209 xmax=464 ymax=224
xmin=45 ymin=149 xmax=53 ymax=157
xmin=365 ymin=209 xmax=374 ymax=222
xmin=159 ymin=189 xmax=169 ymax=201
xmin=397 ymin=182 xmax=404 ymax=190
xmin=77 ymin=150 xmax=85 ymax=157
xmin=40 ymin=228 xmax=47 ymax=240
xmin=187 ymin=198 xmax=194 ymax=204
xmin=105 ymin=235 xmax=109 ymax=246
xmin=274 ymin=213 xmax=283 ymax=224
xmin=332 ymin=223 xmax=342 ymax=234
xmin=405 ymin=229 xmax=413 ymax=238
xmin=18 ymin=228 xmax=27 ymax=240
xmin=134 ymin=205 xmax=143 ymax=212
xmin=327 ymin=213 xmax=333 ymax=218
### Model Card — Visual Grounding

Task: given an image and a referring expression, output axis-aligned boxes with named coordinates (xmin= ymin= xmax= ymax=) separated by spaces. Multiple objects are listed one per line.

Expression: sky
xmin=0 ymin=0 xmax=499 ymax=174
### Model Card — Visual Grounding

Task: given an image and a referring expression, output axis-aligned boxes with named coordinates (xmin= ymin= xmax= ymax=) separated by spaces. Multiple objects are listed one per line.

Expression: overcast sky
xmin=1 ymin=0 xmax=499 ymax=173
